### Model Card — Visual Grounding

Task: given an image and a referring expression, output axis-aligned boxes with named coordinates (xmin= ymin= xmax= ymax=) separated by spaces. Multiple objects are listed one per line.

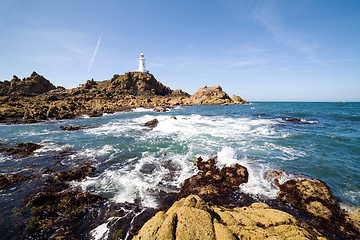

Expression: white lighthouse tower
xmin=137 ymin=52 xmax=149 ymax=73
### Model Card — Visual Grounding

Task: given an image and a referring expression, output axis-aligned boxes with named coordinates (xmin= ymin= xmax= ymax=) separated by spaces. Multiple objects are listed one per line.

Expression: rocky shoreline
xmin=0 ymin=143 xmax=359 ymax=239
xmin=0 ymin=72 xmax=248 ymax=124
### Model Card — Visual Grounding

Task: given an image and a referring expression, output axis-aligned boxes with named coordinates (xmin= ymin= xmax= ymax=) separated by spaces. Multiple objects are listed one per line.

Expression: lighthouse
xmin=137 ymin=52 xmax=149 ymax=73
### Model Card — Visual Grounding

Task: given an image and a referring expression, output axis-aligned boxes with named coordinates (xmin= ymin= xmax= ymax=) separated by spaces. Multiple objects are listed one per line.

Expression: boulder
xmin=133 ymin=195 xmax=325 ymax=240
xmin=144 ymin=118 xmax=159 ymax=129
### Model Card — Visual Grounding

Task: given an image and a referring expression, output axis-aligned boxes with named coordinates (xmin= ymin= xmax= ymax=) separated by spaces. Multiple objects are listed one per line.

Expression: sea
xmin=1 ymin=102 xmax=359 ymax=238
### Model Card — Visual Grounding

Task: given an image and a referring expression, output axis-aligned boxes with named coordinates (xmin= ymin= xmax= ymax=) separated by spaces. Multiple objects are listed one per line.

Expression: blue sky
xmin=1 ymin=0 xmax=359 ymax=101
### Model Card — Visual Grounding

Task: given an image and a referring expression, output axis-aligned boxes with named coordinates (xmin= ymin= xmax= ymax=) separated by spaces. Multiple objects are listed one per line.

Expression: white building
xmin=135 ymin=52 xmax=149 ymax=73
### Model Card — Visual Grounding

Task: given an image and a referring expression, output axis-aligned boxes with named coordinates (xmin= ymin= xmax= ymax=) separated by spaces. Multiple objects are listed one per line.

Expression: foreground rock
xmin=0 ymin=142 xmax=42 ymax=156
xmin=267 ymin=170 xmax=360 ymax=239
xmin=25 ymin=190 xmax=105 ymax=239
xmin=134 ymin=195 xmax=325 ymax=240
xmin=178 ymin=156 xmax=248 ymax=205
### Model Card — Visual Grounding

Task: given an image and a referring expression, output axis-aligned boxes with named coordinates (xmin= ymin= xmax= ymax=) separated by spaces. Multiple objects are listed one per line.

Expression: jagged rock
xmin=109 ymin=72 xmax=172 ymax=95
xmin=133 ymin=195 xmax=326 ymax=240
xmin=0 ymin=142 xmax=42 ymax=156
xmin=177 ymin=156 xmax=248 ymax=205
xmin=0 ymin=174 xmax=36 ymax=190
xmin=0 ymin=72 xmax=56 ymax=96
xmin=190 ymin=85 xmax=233 ymax=105
xmin=275 ymin=173 xmax=360 ymax=239
xmin=144 ymin=118 xmax=159 ymax=129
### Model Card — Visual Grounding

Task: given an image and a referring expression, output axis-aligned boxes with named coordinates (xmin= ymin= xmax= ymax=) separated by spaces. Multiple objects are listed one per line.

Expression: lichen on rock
xmin=133 ymin=195 xmax=326 ymax=240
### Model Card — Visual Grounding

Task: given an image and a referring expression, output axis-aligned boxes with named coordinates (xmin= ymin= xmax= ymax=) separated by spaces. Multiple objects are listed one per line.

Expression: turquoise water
xmin=1 ymin=102 xmax=359 ymax=209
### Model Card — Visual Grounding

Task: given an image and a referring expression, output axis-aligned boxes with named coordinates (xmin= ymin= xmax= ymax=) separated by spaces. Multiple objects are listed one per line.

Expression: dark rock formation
xmin=0 ymin=174 xmax=36 ymax=190
xmin=144 ymin=118 xmax=159 ymax=129
xmin=60 ymin=125 xmax=86 ymax=131
xmin=177 ymin=156 xmax=248 ymax=205
xmin=0 ymin=72 xmax=56 ymax=96
xmin=24 ymin=190 xmax=105 ymax=239
xmin=0 ymin=142 xmax=42 ymax=156
xmin=54 ymin=164 xmax=95 ymax=182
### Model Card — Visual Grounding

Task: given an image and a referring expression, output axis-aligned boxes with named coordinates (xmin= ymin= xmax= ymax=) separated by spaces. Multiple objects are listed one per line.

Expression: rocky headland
xmin=0 ymin=71 xmax=248 ymax=124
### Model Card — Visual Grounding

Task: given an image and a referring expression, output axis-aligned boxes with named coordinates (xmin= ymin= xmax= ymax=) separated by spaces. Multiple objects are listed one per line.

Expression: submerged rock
xmin=0 ymin=174 xmax=36 ymax=190
xmin=177 ymin=156 xmax=248 ymax=205
xmin=0 ymin=142 xmax=42 ymax=156
xmin=60 ymin=125 xmax=86 ymax=131
xmin=133 ymin=195 xmax=325 ymax=240
xmin=25 ymin=190 xmax=106 ymax=239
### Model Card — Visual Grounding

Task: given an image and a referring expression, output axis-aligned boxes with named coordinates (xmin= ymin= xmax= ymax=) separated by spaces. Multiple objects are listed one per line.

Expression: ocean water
xmin=1 ymin=102 xmax=359 ymax=219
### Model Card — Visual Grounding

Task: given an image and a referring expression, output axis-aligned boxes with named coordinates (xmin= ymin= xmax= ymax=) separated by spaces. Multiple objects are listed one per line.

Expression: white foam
xmin=217 ymin=146 xmax=238 ymax=168
xmin=89 ymin=222 xmax=109 ymax=240
xmin=78 ymin=151 xmax=195 ymax=208
xmin=131 ymin=107 xmax=153 ymax=112
xmin=34 ymin=139 xmax=73 ymax=153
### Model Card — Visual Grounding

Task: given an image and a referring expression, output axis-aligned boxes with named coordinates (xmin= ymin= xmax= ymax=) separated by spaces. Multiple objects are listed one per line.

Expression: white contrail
xmin=88 ymin=33 xmax=102 ymax=73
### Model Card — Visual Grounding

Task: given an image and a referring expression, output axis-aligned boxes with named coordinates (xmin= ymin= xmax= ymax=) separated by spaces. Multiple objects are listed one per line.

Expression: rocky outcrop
xmin=0 ymin=72 xmax=56 ymax=96
xmin=108 ymin=72 xmax=173 ymax=96
xmin=190 ymin=85 xmax=233 ymax=105
xmin=232 ymin=94 xmax=248 ymax=104
xmin=177 ymin=156 xmax=248 ymax=205
xmin=133 ymin=195 xmax=325 ymax=240
xmin=0 ymin=72 xmax=248 ymax=124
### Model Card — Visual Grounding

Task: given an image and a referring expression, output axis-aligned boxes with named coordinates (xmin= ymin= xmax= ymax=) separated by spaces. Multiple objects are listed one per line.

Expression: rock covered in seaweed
xmin=177 ymin=156 xmax=248 ymax=205
xmin=267 ymin=170 xmax=360 ymax=239
xmin=133 ymin=195 xmax=326 ymax=240
xmin=0 ymin=142 xmax=42 ymax=156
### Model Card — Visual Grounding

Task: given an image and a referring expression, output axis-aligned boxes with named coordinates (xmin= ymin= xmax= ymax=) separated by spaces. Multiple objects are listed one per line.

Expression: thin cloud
xmin=88 ymin=33 xmax=103 ymax=73
xmin=252 ymin=1 xmax=320 ymax=63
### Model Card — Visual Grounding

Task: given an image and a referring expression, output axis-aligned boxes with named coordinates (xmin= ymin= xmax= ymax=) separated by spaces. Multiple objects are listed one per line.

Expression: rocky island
xmin=0 ymin=71 xmax=247 ymax=124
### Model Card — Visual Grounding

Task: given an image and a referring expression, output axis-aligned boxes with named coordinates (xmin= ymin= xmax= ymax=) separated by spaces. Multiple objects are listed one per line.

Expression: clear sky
xmin=1 ymin=0 xmax=359 ymax=101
